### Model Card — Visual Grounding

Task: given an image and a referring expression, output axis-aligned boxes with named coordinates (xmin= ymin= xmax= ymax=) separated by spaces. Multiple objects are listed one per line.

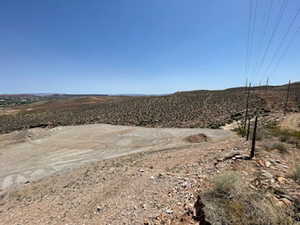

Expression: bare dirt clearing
xmin=0 ymin=124 xmax=232 ymax=192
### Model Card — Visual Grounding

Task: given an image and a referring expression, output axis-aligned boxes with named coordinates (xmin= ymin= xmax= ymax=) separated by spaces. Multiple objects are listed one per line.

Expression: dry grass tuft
xmin=202 ymin=171 xmax=297 ymax=225
xmin=264 ymin=143 xmax=289 ymax=154
xmin=211 ymin=171 xmax=243 ymax=198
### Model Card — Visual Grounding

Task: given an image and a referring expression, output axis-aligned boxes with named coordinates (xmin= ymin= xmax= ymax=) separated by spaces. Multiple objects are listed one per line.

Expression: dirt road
xmin=0 ymin=124 xmax=232 ymax=192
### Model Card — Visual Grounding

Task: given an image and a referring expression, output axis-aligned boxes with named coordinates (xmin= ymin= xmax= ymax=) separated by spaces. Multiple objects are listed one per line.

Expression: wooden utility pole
xmin=284 ymin=80 xmax=291 ymax=115
xmin=250 ymin=115 xmax=258 ymax=159
xmin=246 ymin=117 xmax=251 ymax=141
xmin=244 ymin=83 xmax=251 ymax=131
xmin=266 ymin=77 xmax=269 ymax=93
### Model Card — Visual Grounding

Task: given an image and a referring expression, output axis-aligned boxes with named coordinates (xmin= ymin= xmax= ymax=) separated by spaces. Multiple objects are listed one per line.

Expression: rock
xmin=257 ymin=160 xmax=265 ymax=167
xmin=273 ymin=197 xmax=285 ymax=207
xmin=265 ymin=161 xmax=271 ymax=168
xmin=181 ymin=182 xmax=190 ymax=189
xmin=281 ymin=198 xmax=293 ymax=207
xmin=139 ymin=169 xmax=145 ymax=173
xmin=261 ymin=170 xmax=273 ymax=179
xmin=165 ymin=209 xmax=173 ymax=214
xmin=96 ymin=206 xmax=102 ymax=213
xmin=277 ymin=176 xmax=288 ymax=184
xmin=270 ymin=178 xmax=275 ymax=184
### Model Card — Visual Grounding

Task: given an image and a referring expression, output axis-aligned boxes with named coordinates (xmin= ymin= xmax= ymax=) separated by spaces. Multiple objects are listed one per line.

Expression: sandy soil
xmin=0 ymin=124 xmax=232 ymax=192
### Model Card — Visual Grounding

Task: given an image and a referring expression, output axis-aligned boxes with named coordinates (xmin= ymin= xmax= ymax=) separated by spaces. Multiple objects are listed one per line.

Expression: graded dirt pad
xmin=0 ymin=127 xmax=239 ymax=225
xmin=0 ymin=124 xmax=232 ymax=192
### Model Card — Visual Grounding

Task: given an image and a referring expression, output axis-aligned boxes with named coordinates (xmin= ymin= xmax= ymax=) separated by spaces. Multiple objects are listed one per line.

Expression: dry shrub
xmin=272 ymin=143 xmax=289 ymax=154
xmin=270 ymin=128 xmax=300 ymax=143
xmin=202 ymin=171 xmax=296 ymax=225
xmin=211 ymin=171 xmax=243 ymax=198
xmin=232 ymin=125 xmax=247 ymax=137
xmin=263 ymin=142 xmax=289 ymax=154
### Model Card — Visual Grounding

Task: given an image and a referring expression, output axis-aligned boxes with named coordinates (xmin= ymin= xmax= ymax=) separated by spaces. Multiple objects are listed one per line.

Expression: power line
xmin=256 ymin=0 xmax=289 ymax=77
xmin=269 ymin=26 xmax=300 ymax=77
xmin=245 ymin=0 xmax=254 ymax=77
xmin=264 ymin=7 xmax=300 ymax=76
xmin=252 ymin=0 xmax=274 ymax=76
xmin=248 ymin=0 xmax=258 ymax=77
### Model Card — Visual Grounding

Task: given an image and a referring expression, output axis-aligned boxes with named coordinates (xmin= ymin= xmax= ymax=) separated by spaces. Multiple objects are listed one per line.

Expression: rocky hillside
xmin=0 ymin=89 xmax=265 ymax=134
xmin=0 ymin=82 xmax=299 ymax=134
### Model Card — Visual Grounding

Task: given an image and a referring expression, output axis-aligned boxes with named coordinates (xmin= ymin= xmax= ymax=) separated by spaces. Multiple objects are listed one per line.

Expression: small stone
xmin=270 ymin=178 xmax=276 ymax=184
xmin=165 ymin=209 xmax=173 ymax=214
xmin=261 ymin=170 xmax=273 ymax=179
xmin=277 ymin=176 xmax=287 ymax=184
xmin=281 ymin=198 xmax=293 ymax=207
xmin=257 ymin=160 xmax=265 ymax=167
xmin=181 ymin=182 xmax=189 ymax=188
xmin=139 ymin=169 xmax=145 ymax=173
xmin=265 ymin=161 xmax=271 ymax=168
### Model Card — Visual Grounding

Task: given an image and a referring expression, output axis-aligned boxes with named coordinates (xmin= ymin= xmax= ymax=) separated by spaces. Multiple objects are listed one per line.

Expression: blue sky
xmin=0 ymin=0 xmax=299 ymax=94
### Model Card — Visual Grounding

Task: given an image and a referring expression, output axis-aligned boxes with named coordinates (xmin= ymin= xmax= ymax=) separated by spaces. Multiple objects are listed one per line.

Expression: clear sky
xmin=0 ymin=0 xmax=299 ymax=94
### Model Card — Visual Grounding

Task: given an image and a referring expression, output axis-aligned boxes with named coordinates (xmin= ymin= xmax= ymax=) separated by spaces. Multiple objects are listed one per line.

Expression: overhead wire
xmin=255 ymin=0 xmax=289 ymax=77
xmin=245 ymin=0 xmax=254 ymax=78
xmin=264 ymin=7 xmax=300 ymax=76
xmin=248 ymin=0 xmax=258 ymax=77
xmin=252 ymin=0 xmax=274 ymax=76
xmin=269 ymin=26 xmax=300 ymax=77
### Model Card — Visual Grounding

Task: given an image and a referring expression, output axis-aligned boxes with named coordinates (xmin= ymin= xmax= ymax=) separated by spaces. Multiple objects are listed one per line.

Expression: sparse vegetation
xmin=0 ymin=89 xmax=265 ymax=134
xmin=211 ymin=171 xmax=243 ymax=198
xmin=202 ymin=172 xmax=297 ymax=225
xmin=271 ymin=143 xmax=289 ymax=154
xmin=232 ymin=124 xmax=247 ymax=137
xmin=270 ymin=127 xmax=300 ymax=142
